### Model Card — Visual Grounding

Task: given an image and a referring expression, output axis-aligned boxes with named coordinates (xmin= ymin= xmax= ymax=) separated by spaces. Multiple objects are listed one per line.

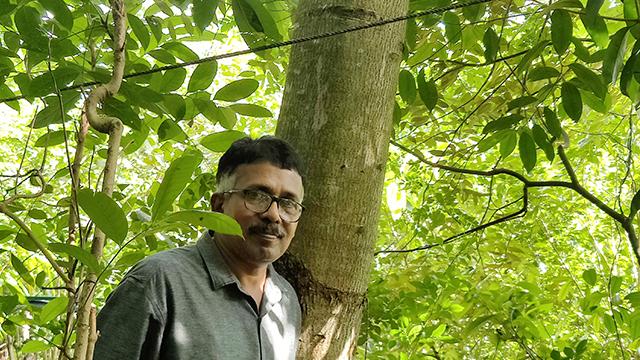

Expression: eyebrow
xmin=247 ymin=185 xmax=301 ymax=202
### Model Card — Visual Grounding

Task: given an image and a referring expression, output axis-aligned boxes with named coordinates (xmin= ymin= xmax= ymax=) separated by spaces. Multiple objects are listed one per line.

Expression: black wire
xmin=0 ymin=0 xmax=492 ymax=104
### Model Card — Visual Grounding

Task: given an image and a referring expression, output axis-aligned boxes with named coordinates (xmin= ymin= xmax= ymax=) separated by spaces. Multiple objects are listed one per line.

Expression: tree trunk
xmin=275 ymin=1 xmax=408 ymax=358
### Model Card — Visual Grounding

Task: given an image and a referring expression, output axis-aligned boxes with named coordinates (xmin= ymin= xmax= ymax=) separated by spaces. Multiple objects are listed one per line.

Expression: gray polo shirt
xmin=94 ymin=232 xmax=301 ymax=360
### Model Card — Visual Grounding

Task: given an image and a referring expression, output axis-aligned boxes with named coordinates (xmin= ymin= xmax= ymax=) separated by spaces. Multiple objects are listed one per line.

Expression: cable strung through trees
xmin=0 ymin=0 xmax=493 ymax=104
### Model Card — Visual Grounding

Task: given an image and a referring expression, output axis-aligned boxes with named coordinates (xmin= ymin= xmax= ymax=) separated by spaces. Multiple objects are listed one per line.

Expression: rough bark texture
xmin=275 ymin=1 xmax=407 ymax=358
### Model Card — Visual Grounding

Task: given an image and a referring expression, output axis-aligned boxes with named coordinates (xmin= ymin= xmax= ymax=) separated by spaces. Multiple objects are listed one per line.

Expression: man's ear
xmin=211 ymin=193 xmax=224 ymax=213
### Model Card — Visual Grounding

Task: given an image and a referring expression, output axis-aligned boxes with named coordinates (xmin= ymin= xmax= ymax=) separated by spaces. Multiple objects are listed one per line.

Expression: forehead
xmin=232 ymin=162 xmax=304 ymax=200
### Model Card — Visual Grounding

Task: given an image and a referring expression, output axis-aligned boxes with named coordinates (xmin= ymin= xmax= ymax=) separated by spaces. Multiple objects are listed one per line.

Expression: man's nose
xmin=260 ymin=200 xmax=281 ymax=223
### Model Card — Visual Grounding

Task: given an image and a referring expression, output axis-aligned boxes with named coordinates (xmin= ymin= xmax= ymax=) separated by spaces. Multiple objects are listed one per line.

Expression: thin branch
xmin=376 ymin=190 xmax=527 ymax=254
xmin=430 ymin=49 xmax=528 ymax=67
xmin=557 ymin=146 xmax=627 ymax=225
xmin=0 ymin=203 xmax=70 ymax=284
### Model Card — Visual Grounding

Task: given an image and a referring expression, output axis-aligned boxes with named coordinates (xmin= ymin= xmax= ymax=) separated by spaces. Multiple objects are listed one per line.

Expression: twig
xmin=0 ymin=203 xmax=70 ymax=284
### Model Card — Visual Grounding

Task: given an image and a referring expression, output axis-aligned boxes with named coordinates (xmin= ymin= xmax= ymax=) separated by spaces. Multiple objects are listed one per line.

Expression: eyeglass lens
xmin=243 ymin=190 xmax=302 ymax=222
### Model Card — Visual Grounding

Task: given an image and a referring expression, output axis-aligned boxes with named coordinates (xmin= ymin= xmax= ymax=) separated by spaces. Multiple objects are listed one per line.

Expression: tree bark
xmin=275 ymin=1 xmax=408 ymax=358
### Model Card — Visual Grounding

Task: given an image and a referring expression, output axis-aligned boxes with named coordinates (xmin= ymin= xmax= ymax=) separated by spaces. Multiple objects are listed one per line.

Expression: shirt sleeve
xmin=94 ymin=276 xmax=165 ymax=360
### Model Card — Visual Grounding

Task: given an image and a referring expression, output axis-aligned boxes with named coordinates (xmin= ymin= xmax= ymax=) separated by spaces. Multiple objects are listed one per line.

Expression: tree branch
xmin=74 ymin=0 xmax=126 ymax=358
xmin=376 ymin=189 xmax=528 ymax=254
xmin=557 ymin=145 xmax=627 ymax=225
xmin=0 ymin=203 xmax=70 ymax=284
xmin=385 ymin=141 xmax=637 ymax=261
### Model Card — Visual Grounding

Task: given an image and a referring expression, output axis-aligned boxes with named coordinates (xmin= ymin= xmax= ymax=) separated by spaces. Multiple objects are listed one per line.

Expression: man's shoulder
xmin=125 ymin=244 xmax=200 ymax=281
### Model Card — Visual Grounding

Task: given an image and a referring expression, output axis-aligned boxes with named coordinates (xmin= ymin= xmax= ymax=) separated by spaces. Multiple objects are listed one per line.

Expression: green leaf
xmin=10 ymin=254 xmax=34 ymax=286
xmin=603 ymin=27 xmax=629 ymax=85
xmin=482 ymin=114 xmax=523 ymax=134
xmin=528 ymin=66 xmax=560 ymax=81
xmin=165 ymin=210 xmax=243 ymax=236
xmin=462 ymin=3 xmax=485 ymax=21
xmin=21 ymin=340 xmax=51 ymax=353
xmin=228 ymin=103 xmax=272 ymax=117
xmin=162 ymin=94 xmax=186 ymax=120
xmin=499 ymin=131 xmax=517 ymax=158
xmin=232 ymin=0 xmax=282 ymax=43
xmin=443 ymin=12 xmax=461 ymax=44
xmin=543 ymin=107 xmax=563 ymax=139
xmin=38 ymin=0 xmax=73 ymax=30
xmin=532 ymin=124 xmax=554 ymax=161
xmin=128 ymin=14 xmax=150 ymax=50
xmin=48 ymin=243 xmax=101 ymax=274
xmin=77 ymin=189 xmax=128 ymax=244
xmin=551 ymin=10 xmax=572 ymax=54
xmin=152 ymin=150 xmax=203 ymax=221
xmin=405 ymin=17 xmax=417 ymax=50
xmin=28 ymin=209 xmax=47 ymax=220
xmin=569 ymin=63 xmax=606 ymax=99
xmin=561 ymin=82 xmax=582 ymax=121
xmin=547 ymin=0 xmax=584 ymax=10
xmin=583 ymin=268 xmax=597 ymax=286
xmin=159 ymin=68 xmax=187 ymax=93
xmin=29 ymin=66 xmax=80 ymax=97
xmin=620 ymin=43 xmax=640 ymax=97
xmin=630 ymin=189 xmax=640 ymax=217
xmin=398 ymin=70 xmax=416 ymax=104
xmin=34 ymin=130 xmax=71 ymax=147
xmin=580 ymin=13 xmax=608 ymax=48
xmin=218 ymin=107 xmax=238 ymax=129
xmin=572 ymin=37 xmax=592 ymax=62
xmin=581 ymin=90 xmax=609 ymax=113
xmin=431 ymin=323 xmax=446 ymax=338
xmin=188 ymin=61 xmax=218 ymax=92
xmin=161 ymin=42 xmax=199 ymax=63
xmin=507 ymin=96 xmax=537 ymax=111
xmin=0 ymin=0 xmax=16 ymax=16
xmin=417 ymin=70 xmax=438 ymax=111
xmin=624 ymin=1 xmax=640 ymax=37
xmin=193 ymin=0 xmax=219 ymax=31
xmin=516 ymin=41 xmax=550 ymax=75
xmin=15 ymin=232 xmax=41 ymax=252
xmin=519 ymin=132 xmax=537 ymax=172
xmin=483 ymin=27 xmax=499 ymax=62
xmin=38 ymin=296 xmax=68 ymax=324
xmin=625 ymin=292 xmax=640 ymax=307
xmin=15 ymin=6 xmax=47 ymax=48
xmin=200 ymin=130 xmax=247 ymax=152
xmin=478 ymin=132 xmax=503 ymax=152
xmin=214 ymin=79 xmax=259 ymax=101
xmin=610 ymin=275 xmax=623 ymax=294
xmin=103 ymin=98 xmax=141 ymax=130
xmin=148 ymin=49 xmax=176 ymax=64
xmin=158 ymin=119 xmax=187 ymax=142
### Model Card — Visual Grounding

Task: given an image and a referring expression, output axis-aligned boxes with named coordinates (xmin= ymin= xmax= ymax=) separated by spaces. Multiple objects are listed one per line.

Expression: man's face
xmin=212 ymin=162 xmax=304 ymax=266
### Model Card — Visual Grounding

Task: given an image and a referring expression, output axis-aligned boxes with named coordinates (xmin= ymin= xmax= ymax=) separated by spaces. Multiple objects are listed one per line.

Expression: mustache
xmin=248 ymin=223 xmax=284 ymax=238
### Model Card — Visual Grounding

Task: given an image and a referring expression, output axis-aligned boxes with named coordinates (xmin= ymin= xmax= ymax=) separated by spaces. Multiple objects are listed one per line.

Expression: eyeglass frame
xmin=222 ymin=189 xmax=305 ymax=223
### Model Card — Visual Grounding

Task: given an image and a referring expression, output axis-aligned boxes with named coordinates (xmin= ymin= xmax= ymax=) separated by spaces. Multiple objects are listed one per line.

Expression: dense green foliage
xmin=0 ymin=0 xmax=639 ymax=358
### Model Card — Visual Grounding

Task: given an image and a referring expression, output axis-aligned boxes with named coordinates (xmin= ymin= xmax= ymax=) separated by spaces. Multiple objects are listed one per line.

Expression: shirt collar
xmin=195 ymin=231 xmax=284 ymax=307
xmin=196 ymin=231 xmax=238 ymax=290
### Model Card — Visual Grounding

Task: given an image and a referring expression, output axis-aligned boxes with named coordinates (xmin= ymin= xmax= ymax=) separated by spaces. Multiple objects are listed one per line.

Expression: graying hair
xmin=216 ymin=173 xmax=236 ymax=193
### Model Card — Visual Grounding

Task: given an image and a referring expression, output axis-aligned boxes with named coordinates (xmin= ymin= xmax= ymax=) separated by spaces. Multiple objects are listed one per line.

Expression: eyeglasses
xmin=224 ymin=189 xmax=305 ymax=223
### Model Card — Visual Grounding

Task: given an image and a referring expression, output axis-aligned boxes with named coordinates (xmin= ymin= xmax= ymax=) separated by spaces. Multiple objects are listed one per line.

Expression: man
xmin=94 ymin=136 xmax=305 ymax=359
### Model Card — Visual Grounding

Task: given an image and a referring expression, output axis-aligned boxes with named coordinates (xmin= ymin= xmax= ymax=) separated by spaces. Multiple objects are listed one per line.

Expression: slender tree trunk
xmin=275 ymin=1 xmax=408 ymax=358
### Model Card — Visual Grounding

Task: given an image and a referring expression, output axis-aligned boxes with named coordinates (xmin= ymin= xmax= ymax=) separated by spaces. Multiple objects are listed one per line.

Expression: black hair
xmin=216 ymin=136 xmax=305 ymax=184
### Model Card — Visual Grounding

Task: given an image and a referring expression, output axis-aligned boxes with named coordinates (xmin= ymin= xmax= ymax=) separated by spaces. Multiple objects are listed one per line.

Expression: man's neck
xmin=213 ymin=234 xmax=268 ymax=307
